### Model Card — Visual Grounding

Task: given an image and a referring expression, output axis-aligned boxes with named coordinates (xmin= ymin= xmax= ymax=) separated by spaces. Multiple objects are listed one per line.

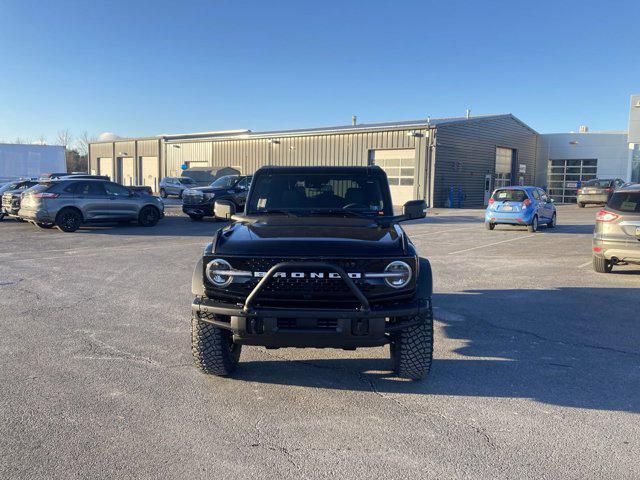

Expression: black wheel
xmin=547 ymin=212 xmax=557 ymax=228
xmin=191 ymin=312 xmax=241 ymax=376
xmin=178 ymin=191 xmax=183 ymax=199
xmin=36 ymin=222 xmax=55 ymax=229
xmin=188 ymin=214 xmax=204 ymax=221
xmin=55 ymin=208 xmax=82 ymax=232
xmin=138 ymin=206 xmax=160 ymax=227
xmin=389 ymin=310 xmax=434 ymax=380
xmin=593 ymin=256 xmax=613 ymax=273
xmin=0 ymin=213 xmax=4 ymax=222
xmin=159 ymin=188 xmax=167 ymax=199
xmin=578 ymin=203 xmax=585 ymax=208
xmin=527 ymin=215 xmax=538 ymax=232
xmin=485 ymin=222 xmax=495 ymax=230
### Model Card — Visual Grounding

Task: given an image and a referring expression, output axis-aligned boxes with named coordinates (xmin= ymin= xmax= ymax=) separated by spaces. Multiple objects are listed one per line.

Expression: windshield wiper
xmin=307 ymin=208 xmax=379 ymax=220
xmin=255 ymin=209 xmax=300 ymax=217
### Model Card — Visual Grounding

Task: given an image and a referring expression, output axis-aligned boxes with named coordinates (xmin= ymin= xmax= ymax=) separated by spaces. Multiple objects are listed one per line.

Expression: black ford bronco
xmin=190 ymin=166 xmax=433 ymax=380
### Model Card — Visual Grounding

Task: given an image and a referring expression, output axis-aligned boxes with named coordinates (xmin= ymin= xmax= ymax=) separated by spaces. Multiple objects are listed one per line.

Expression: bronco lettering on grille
xmin=253 ymin=271 xmax=362 ymax=279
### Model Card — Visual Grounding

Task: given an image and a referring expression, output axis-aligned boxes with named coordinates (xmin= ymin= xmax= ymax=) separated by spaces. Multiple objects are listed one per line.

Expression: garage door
xmin=98 ymin=157 xmax=113 ymax=180
xmin=140 ymin=156 xmax=159 ymax=193
xmin=119 ymin=157 xmax=135 ymax=186
xmin=547 ymin=159 xmax=597 ymax=203
xmin=369 ymin=149 xmax=416 ymax=206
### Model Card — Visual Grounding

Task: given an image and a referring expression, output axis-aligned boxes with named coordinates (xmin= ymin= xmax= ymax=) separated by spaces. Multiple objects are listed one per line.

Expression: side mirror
xmin=214 ymin=199 xmax=236 ymax=220
xmin=402 ymin=199 xmax=427 ymax=220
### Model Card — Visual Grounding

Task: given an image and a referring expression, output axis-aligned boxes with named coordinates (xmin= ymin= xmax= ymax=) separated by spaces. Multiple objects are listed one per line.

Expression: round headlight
xmin=204 ymin=192 xmax=216 ymax=200
xmin=384 ymin=261 xmax=412 ymax=289
xmin=206 ymin=258 xmax=233 ymax=288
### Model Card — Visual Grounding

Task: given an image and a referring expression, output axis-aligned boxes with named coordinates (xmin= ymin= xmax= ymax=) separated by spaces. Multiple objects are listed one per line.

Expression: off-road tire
xmin=159 ymin=188 xmax=167 ymax=198
xmin=191 ymin=312 xmax=241 ymax=376
xmin=138 ymin=206 xmax=160 ymax=227
xmin=0 ymin=213 xmax=4 ymax=221
xmin=56 ymin=208 xmax=82 ymax=232
xmin=547 ymin=212 xmax=556 ymax=228
xmin=36 ymin=222 xmax=55 ymax=229
xmin=578 ymin=203 xmax=585 ymax=208
xmin=485 ymin=222 xmax=495 ymax=230
xmin=527 ymin=215 xmax=538 ymax=233
xmin=390 ymin=310 xmax=434 ymax=380
xmin=593 ymin=256 xmax=613 ymax=273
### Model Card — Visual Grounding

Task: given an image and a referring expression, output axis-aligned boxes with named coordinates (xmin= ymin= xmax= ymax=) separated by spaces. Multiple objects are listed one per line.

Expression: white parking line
xmin=408 ymin=226 xmax=477 ymax=238
xmin=578 ymin=260 xmax=592 ymax=268
xmin=447 ymin=234 xmax=536 ymax=255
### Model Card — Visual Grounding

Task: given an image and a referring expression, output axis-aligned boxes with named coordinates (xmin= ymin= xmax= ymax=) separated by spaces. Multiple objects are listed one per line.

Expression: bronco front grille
xmin=204 ymin=256 xmax=416 ymax=307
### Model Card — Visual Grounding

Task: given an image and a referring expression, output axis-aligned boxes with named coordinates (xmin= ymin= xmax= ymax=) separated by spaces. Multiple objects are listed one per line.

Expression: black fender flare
xmin=416 ymin=257 xmax=433 ymax=300
xmin=192 ymin=258 xmax=205 ymax=296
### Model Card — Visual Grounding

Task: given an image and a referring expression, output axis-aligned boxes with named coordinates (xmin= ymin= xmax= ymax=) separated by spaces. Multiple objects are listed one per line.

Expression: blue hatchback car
xmin=485 ymin=186 xmax=556 ymax=232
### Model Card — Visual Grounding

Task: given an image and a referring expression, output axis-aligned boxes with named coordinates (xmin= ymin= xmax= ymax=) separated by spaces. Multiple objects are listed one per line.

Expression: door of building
xmin=483 ymin=174 xmax=494 ymax=205
xmin=369 ymin=149 xmax=416 ymax=206
xmin=547 ymin=159 xmax=597 ymax=203
xmin=98 ymin=157 xmax=113 ymax=181
xmin=118 ymin=157 xmax=135 ymax=186
xmin=140 ymin=156 xmax=159 ymax=193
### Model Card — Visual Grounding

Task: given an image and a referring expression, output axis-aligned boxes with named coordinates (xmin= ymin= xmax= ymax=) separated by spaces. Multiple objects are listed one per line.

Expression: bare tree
xmin=76 ymin=131 xmax=94 ymax=156
xmin=13 ymin=136 xmax=31 ymax=144
xmin=35 ymin=134 xmax=47 ymax=145
xmin=56 ymin=129 xmax=73 ymax=148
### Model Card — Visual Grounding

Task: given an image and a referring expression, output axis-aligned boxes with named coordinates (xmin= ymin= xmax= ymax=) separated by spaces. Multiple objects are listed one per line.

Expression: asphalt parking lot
xmin=1 ymin=204 xmax=639 ymax=479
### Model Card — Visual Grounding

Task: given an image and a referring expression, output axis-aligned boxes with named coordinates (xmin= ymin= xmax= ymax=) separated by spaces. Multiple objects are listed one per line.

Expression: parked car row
xmin=483 ymin=178 xmax=639 ymax=274
xmin=1 ymin=173 xmax=164 ymax=232
xmin=181 ymin=174 xmax=251 ymax=220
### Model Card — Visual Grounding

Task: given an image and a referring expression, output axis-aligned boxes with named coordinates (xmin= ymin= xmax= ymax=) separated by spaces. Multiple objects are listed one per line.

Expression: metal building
xmin=89 ymin=114 xmax=538 ymax=207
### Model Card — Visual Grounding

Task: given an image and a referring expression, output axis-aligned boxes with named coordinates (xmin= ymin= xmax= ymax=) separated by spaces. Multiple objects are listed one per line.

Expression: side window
xmin=236 ymin=177 xmax=249 ymax=190
xmin=539 ymin=189 xmax=550 ymax=202
xmin=104 ymin=182 xmax=130 ymax=196
xmin=63 ymin=182 xmax=80 ymax=194
xmin=531 ymin=189 xmax=541 ymax=201
xmin=86 ymin=182 xmax=106 ymax=195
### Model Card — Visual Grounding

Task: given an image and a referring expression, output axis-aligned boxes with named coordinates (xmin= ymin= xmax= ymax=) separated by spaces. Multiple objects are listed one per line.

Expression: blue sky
xmin=0 ymin=0 xmax=637 ymax=145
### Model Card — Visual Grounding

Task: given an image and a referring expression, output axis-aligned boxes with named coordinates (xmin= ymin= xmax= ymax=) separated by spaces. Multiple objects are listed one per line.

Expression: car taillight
xmin=33 ymin=193 xmax=59 ymax=199
xmin=604 ymin=187 xmax=613 ymax=193
xmin=577 ymin=188 xmax=583 ymax=194
xmin=595 ymin=209 xmax=619 ymax=222
xmin=522 ymin=198 xmax=531 ymax=207
xmin=488 ymin=198 xmax=495 ymax=205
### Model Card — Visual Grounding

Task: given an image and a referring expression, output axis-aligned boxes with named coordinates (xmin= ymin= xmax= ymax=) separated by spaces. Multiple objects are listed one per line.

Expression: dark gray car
xmin=18 ymin=179 xmax=165 ymax=232
xmin=159 ymin=177 xmax=197 ymax=199
xmin=577 ymin=178 xmax=624 ymax=208
xmin=592 ymin=184 xmax=640 ymax=273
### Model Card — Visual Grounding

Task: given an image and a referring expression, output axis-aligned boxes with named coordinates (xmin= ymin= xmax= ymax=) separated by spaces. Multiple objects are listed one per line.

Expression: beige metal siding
xmin=165 ymin=142 xmax=213 ymax=176
xmin=137 ymin=139 xmax=159 ymax=157
xmin=433 ymin=117 xmax=538 ymax=207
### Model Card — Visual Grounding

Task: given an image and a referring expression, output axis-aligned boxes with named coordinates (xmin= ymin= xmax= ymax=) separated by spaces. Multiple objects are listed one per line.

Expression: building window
xmin=632 ymin=144 xmax=640 ymax=183
xmin=369 ymin=149 xmax=415 ymax=186
xmin=495 ymin=147 xmax=514 ymax=188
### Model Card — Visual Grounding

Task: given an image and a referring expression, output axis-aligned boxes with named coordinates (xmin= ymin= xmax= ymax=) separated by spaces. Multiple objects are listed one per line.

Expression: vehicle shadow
xmin=409 ymin=215 xmax=483 ymax=225
xmin=74 ymin=215 xmax=226 ymax=237
xmin=231 ymin=287 xmax=640 ymax=413
xmin=491 ymin=224 xmax=594 ymax=234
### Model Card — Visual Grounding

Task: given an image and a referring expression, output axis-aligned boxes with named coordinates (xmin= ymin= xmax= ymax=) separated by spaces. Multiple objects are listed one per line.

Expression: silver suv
xmin=592 ymin=184 xmax=640 ymax=273
xmin=19 ymin=179 xmax=165 ymax=232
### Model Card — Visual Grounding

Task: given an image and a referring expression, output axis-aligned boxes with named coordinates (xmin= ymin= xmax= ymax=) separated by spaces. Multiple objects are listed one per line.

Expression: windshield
xmin=210 ymin=176 xmax=238 ymax=189
xmin=608 ymin=192 xmax=640 ymax=213
xmin=492 ymin=189 xmax=528 ymax=202
xmin=584 ymin=179 xmax=612 ymax=188
xmin=179 ymin=177 xmax=196 ymax=185
xmin=246 ymin=172 xmax=391 ymax=216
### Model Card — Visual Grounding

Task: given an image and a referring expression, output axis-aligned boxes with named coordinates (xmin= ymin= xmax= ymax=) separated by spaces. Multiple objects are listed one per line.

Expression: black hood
xmin=188 ymin=186 xmax=229 ymax=194
xmin=213 ymin=216 xmax=407 ymax=257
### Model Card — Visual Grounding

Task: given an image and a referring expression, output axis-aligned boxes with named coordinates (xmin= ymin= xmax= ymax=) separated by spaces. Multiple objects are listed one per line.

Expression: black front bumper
xmin=192 ymin=296 xmax=431 ymax=348
xmin=182 ymin=203 xmax=214 ymax=217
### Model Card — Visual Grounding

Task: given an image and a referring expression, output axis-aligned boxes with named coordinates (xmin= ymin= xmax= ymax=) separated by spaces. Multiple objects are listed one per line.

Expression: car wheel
xmin=178 ymin=191 xmax=183 ymax=199
xmin=188 ymin=214 xmax=204 ymax=221
xmin=547 ymin=212 xmax=557 ymax=228
xmin=55 ymin=209 xmax=82 ymax=233
xmin=485 ymin=222 xmax=495 ymax=230
xmin=36 ymin=222 xmax=55 ymax=229
xmin=191 ymin=312 xmax=241 ymax=376
xmin=593 ymin=256 xmax=613 ymax=273
xmin=138 ymin=206 xmax=160 ymax=227
xmin=527 ymin=215 xmax=538 ymax=232
xmin=578 ymin=203 xmax=585 ymax=208
xmin=159 ymin=188 xmax=167 ymax=199
xmin=389 ymin=311 xmax=434 ymax=380
xmin=0 ymin=213 xmax=4 ymax=221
